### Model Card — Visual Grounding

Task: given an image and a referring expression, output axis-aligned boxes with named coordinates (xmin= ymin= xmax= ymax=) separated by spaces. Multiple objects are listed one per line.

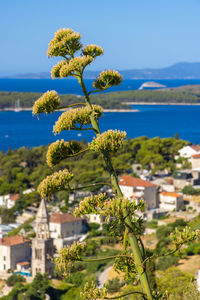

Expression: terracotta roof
xmin=190 ymin=145 xmax=200 ymax=151
xmin=192 ymin=154 xmax=200 ymax=158
xmin=50 ymin=212 xmax=81 ymax=224
xmin=119 ymin=175 xmax=156 ymax=188
xmin=9 ymin=194 xmax=19 ymax=201
xmin=161 ymin=191 xmax=182 ymax=198
xmin=17 ymin=261 xmax=30 ymax=266
xmin=0 ymin=236 xmax=29 ymax=246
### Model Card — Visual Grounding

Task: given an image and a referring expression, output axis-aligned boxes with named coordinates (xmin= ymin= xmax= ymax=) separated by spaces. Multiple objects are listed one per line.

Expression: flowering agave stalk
xmin=33 ymin=28 xmax=154 ymax=299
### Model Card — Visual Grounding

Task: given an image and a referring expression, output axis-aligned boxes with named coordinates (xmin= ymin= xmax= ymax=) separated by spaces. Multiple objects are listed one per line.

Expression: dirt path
xmin=98 ymin=266 xmax=113 ymax=288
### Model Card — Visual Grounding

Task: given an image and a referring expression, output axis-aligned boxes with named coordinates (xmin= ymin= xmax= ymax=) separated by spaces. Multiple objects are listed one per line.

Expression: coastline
xmin=124 ymin=102 xmax=200 ymax=105
xmin=0 ymin=107 xmax=139 ymax=113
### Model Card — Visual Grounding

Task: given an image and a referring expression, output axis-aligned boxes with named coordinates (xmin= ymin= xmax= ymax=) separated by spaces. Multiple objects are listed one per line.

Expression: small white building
xmin=87 ymin=214 xmax=105 ymax=225
xmin=159 ymin=191 xmax=183 ymax=211
xmin=7 ymin=194 xmax=19 ymax=209
xmin=0 ymin=235 xmax=31 ymax=271
xmin=178 ymin=145 xmax=200 ymax=160
xmin=119 ymin=175 xmax=158 ymax=210
xmin=0 ymin=194 xmax=19 ymax=209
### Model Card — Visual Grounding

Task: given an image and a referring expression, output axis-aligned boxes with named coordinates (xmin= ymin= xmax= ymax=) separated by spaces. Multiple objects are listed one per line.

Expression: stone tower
xmin=32 ymin=199 xmax=54 ymax=277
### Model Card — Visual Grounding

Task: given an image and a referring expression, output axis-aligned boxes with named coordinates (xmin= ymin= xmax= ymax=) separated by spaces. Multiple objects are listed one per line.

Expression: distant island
xmin=2 ymin=85 xmax=200 ymax=110
xmin=4 ymin=62 xmax=200 ymax=79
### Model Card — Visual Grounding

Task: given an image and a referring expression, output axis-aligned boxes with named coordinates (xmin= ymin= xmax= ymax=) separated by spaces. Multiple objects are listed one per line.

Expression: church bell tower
xmin=32 ymin=199 xmax=54 ymax=277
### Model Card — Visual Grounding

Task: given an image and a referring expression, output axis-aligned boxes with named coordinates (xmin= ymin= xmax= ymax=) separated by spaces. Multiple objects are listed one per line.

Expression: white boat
xmin=139 ymin=81 xmax=166 ymax=90
xmin=14 ymin=99 xmax=21 ymax=112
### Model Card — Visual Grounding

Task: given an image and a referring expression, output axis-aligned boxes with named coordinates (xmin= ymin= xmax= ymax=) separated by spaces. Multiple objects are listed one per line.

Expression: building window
xmin=3 ymin=256 xmax=6 ymax=261
xmin=3 ymin=264 xmax=6 ymax=270
xmin=35 ymin=248 xmax=42 ymax=260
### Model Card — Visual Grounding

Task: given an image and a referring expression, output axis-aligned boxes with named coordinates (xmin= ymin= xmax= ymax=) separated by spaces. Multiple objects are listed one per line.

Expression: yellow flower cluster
xmin=93 ymin=70 xmax=123 ymax=90
xmin=89 ymin=130 xmax=126 ymax=153
xmin=53 ymin=105 xmax=103 ymax=134
xmin=51 ymin=60 xmax=67 ymax=79
xmin=170 ymin=226 xmax=200 ymax=247
xmin=37 ymin=169 xmax=73 ymax=198
xmin=55 ymin=242 xmax=84 ymax=277
xmin=74 ymin=193 xmax=108 ymax=216
xmin=32 ymin=90 xmax=61 ymax=116
xmin=47 ymin=28 xmax=82 ymax=57
xmin=46 ymin=139 xmax=83 ymax=167
xmin=82 ymin=44 xmax=104 ymax=58
xmin=80 ymin=281 xmax=107 ymax=300
xmin=59 ymin=56 xmax=94 ymax=78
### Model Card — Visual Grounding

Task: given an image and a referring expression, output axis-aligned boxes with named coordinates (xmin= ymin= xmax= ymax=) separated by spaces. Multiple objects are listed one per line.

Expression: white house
xmin=178 ymin=145 xmax=200 ymax=160
xmin=119 ymin=175 xmax=158 ymax=210
xmin=0 ymin=194 xmax=19 ymax=209
xmin=87 ymin=214 xmax=105 ymax=225
xmin=159 ymin=191 xmax=183 ymax=211
xmin=7 ymin=194 xmax=19 ymax=209
xmin=0 ymin=235 xmax=31 ymax=271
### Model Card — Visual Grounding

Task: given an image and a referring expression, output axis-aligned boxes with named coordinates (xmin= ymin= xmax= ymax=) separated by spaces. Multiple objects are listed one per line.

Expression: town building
xmin=119 ymin=175 xmax=158 ymax=210
xmin=49 ymin=212 xmax=84 ymax=250
xmin=49 ymin=212 xmax=83 ymax=239
xmin=174 ymin=170 xmax=200 ymax=190
xmin=0 ymin=194 xmax=19 ymax=209
xmin=191 ymin=154 xmax=200 ymax=169
xmin=159 ymin=191 xmax=183 ymax=211
xmin=0 ymin=236 xmax=31 ymax=271
xmin=178 ymin=145 xmax=200 ymax=160
xmin=32 ymin=199 xmax=54 ymax=277
xmin=86 ymin=214 xmax=105 ymax=225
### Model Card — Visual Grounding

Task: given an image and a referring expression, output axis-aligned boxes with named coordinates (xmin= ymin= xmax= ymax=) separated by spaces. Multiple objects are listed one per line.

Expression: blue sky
xmin=1 ymin=0 xmax=200 ymax=76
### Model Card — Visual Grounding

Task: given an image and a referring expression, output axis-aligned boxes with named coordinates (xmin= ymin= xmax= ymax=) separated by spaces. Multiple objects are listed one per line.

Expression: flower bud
xmin=32 ymin=90 xmax=61 ymax=116
xmin=37 ymin=169 xmax=73 ymax=198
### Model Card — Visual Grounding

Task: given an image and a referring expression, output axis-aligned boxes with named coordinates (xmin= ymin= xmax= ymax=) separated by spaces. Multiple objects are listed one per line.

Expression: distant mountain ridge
xmin=4 ymin=62 xmax=200 ymax=79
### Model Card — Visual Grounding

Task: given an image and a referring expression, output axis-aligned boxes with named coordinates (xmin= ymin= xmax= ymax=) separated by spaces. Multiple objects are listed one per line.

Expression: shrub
xmin=6 ymin=273 xmax=25 ymax=287
xmin=156 ymin=255 xmax=179 ymax=270
xmin=105 ymin=277 xmax=125 ymax=293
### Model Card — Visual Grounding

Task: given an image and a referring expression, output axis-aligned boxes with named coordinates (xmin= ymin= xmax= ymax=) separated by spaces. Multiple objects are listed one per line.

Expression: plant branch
xmin=105 ymin=291 xmax=147 ymax=300
xmin=56 ymin=103 xmax=85 ymax=110
xmin=66 ymin=148 xmax=89 ymax=158
xmin=69 ymin=182 xmax=113 ymax=191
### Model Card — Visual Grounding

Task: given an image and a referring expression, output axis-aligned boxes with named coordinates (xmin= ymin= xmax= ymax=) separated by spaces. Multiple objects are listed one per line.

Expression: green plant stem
xmin=69 ymin=182 xmax=113 ymax=191
xmin=105 ymin=291 xmax=147 ymax=300
xmin=78 ymin=75 xmax=153 ymax=300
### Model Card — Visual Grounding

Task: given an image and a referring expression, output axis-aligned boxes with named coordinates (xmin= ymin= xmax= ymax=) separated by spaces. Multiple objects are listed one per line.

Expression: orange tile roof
xmin=119 ymin=175 xmax=156 ymax=188
xmin=192 ymin=154 xmax=200 ymax=158
xmin=50 ymin=212 xmax=81 ymax=224
xmin=161 ymin=191 xmax=182 ymax=198
xmin=0 ymin=236 xmax=29 ymax=246
xmin=9 ymin=194 xmax=19 ymax=201
xmin=17 ymin=261 xmax=30 ymax=266
xmin=190 ymin=145 xmax=200 ymax=151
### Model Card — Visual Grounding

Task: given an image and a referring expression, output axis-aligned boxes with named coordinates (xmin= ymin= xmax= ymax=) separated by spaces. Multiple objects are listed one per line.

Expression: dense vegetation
xmin=2 ymin=85 xmax=200 ymax=111
xmin=0 ymin=137 xmax=189 ymax=197
xmin=0 ymin=92 xmax=130 ymax=110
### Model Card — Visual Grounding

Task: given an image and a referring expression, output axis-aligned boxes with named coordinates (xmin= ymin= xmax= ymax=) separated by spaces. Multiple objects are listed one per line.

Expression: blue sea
xmin=1 ymin=78 xmax=200 ymax=152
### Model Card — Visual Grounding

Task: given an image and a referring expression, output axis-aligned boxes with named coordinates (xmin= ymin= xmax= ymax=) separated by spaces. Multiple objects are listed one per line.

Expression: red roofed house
xmin=7 ymin=194 xmax=19 ymax=209
xmin=119 ymin=175 xmax=158 ymax=210
xmin=0 ymin=235 xmax=31 ymax=271
xmin=49 ymin=212 xmax=84 ymax=250
xmin=159 ymin=191 xmax=183 ymax=211
xmin=192 ymin=154 xmax=200 ymax=169
xmin=49 ymin=212 xmax=83 ymax=239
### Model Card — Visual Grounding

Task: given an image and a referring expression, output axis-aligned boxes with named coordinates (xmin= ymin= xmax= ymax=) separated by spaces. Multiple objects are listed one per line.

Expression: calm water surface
xmin=1 ymin=105 xmax=200 ymax=152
